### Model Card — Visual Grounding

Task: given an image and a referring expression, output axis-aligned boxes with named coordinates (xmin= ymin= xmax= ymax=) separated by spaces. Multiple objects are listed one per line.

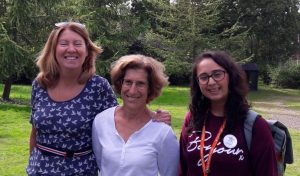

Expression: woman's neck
xmin=210 ymin=102 xmax=225 ymax=117
xmin=59 ymin=68 xmax=82 ymax=84
xmin=115 ymin=106 xmax=151 ymax=143
xmin=120 ymin=106 xmax=151 ymax=122
xmin=57 ymin=74 xmax=81 ymax=87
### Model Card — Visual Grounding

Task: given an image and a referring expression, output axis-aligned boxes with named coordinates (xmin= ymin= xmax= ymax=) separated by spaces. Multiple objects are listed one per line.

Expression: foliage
xmin=0 ymin=23 xmax=31 ymax=82
xmin=164 ymin=59 xmax=192 ymax=85
xmin=269 ymin=60 xmax=300 ymax=88
xmin=236 ymin=0 xmax=300 ymax=65
xmin=79 ymin=0 xmax=143 ymax=60
xmin=1 ymin=0 xmax=300 ymax=88
xmin=136 ymin=0 xmax=221 ymax=62
xmin=96 ymin=57 xmax=116 ymax=81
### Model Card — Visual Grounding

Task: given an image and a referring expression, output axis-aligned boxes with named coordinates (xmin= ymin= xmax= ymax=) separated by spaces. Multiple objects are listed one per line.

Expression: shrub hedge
xmin=270 ymin=60 xmax=300 ymax=89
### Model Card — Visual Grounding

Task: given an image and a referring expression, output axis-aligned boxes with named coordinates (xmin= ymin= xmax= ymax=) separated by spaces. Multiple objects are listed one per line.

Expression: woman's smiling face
xmin=121 ymin=68 xmax=149 ymax=110
xmin=197 ymin=58 xmax=229 ymax=105
xmin=55 ymin=29 xmax=88 ymax=72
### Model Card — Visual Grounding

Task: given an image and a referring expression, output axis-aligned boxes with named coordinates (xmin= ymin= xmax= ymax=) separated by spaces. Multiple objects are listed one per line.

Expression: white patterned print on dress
xmin=26 ymin=75 xmax=118 ymax=176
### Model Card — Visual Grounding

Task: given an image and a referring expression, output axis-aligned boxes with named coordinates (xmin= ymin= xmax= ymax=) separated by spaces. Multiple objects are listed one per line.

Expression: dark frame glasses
xmin=197 ymin=70 xmax=226 ymax=85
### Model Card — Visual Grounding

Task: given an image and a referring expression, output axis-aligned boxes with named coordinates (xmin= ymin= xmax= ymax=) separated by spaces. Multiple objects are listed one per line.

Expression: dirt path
xmin=252 ymin=98 xmax=300 ymax=130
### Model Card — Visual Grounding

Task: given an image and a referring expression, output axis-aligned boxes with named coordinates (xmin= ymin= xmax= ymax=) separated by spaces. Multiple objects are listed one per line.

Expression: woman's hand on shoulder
xmin=153 ymin=109 xmax=171 ymax=126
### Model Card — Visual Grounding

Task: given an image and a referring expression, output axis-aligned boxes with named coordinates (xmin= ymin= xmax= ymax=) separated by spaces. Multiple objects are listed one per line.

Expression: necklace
xmin=200 ymin=117 xmax=227 ymax=176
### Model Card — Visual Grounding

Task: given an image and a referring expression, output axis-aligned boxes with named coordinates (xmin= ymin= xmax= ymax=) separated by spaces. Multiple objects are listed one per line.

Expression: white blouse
xmin=92 ymin=106 xmax=179 ymax=176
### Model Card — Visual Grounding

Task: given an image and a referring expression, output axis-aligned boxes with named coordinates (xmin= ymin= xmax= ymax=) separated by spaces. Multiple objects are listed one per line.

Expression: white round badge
xmin=223 ymin=134 xmax=237 ymax=148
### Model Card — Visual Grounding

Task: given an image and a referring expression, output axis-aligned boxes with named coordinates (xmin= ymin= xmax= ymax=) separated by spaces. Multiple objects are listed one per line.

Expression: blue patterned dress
xmin=26 ymin=75 xmax=118 ymax=176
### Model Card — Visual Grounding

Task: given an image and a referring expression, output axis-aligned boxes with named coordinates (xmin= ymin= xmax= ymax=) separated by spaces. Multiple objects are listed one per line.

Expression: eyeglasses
xmin=122 ymin=79 xmax=148 ymax=90
xmin=197 ymin=70 xmax=226 ymax=85
xmin=54 ymin=22 xmax=86 ymax=29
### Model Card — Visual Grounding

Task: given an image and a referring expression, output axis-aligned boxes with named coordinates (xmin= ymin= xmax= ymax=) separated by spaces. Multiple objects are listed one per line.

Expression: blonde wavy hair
xmin=36 ymin=22 xmax=103 ymax=88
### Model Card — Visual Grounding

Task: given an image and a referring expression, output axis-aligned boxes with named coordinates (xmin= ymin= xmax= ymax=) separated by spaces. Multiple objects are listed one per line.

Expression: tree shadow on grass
xmin=0 ymin=97 xmax=30 ymax=106
xmin=0 ymin=134 xmax=11 ymax=140
xmin=0 ymin=103 xmax=30 ymax=114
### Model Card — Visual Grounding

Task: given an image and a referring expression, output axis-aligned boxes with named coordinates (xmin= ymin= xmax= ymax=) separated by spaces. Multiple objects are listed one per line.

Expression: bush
xmin=164 ymin=59 xmax=192 ymax=86
xmin=96 ymin=56 xmax=193 ymax=86
xmin=270 ymin=60 xmax=300 ymax=88
xmin=259 ymin=64 xmax=272 ymax=85
xmin=96 ymin=59 xmax=113 ymax=81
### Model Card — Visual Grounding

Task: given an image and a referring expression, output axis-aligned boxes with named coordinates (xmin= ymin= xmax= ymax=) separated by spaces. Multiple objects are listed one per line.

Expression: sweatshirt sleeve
xmin=250 ymin=116 xmax=278 ymax=176
xmin=178 ymin=112 xmax=191 ymax=176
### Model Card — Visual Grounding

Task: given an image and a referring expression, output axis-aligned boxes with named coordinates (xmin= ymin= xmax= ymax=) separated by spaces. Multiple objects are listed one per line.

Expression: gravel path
xmin=252 ymin=99 xmax=300 ymax=130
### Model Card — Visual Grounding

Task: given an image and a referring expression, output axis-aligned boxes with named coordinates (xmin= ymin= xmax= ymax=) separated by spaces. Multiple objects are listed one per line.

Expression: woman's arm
xmin=92 ymin=117 xmax=102 ymax=170
xmin=29 ymin=127 xmax=37 ymax=154
xmin=158 ymin=128 xmax=179 ymax=176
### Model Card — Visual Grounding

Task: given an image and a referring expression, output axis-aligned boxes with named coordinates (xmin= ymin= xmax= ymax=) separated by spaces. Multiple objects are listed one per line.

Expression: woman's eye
xmin=59 ymin=42 xmax=68 ymax=46
xmin=136 ymin=82 xmax=146 ymax=88
xmin=213 ymin=73 xmax=222 ymax=77
xmin=75 ymin=43 xmax=83 ymax=46
xmin=200 ymin=76 xmax=208 ymax=80
xmin=124 ymin=80 xmax=132 ymax=86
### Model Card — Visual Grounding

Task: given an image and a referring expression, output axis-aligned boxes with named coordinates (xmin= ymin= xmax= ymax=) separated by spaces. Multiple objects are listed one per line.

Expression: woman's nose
xmin=207 ymin=76 xmax=217 ymax=85
xmin=128 ymin=83 xmax=138 ymax=93
xmin=66 ymin=44 xmax=76 ymax=52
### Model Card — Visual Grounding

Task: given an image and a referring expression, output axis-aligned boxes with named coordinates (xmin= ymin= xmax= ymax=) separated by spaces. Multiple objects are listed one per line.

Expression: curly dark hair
xmin=187 ymin=50 xmax=250 ymax=133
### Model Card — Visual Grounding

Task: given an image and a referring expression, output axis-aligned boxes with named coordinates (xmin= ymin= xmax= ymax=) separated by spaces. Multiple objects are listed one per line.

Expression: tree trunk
xmin=2 ymin=76 xmax=13 ymax=101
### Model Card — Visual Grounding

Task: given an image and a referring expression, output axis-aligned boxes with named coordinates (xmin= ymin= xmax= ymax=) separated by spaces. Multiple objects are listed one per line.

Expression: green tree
xmin=236 ymin=0 xmax=300 ymax=63
xmin=1 ymin=0 xmax=300 ymax=89
xmin=133 ymin=0 xmax=227 ymax=60
xmin=0 ymin=0 xmax=81 ymax=100
xmin=0 ymin=0 xmax=33 ymax=100
xmin=78 ymin=0 xmax=149 ymax=77
xmin=231 ymin=0 xmax=300 ymax=81
xmin=213 ymin=0 xmax=250 ymax=61
xmin=0 ymin=23 xmax=30 ymax=100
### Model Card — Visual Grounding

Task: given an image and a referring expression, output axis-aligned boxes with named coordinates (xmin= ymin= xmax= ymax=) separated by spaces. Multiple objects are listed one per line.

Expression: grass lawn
xmin=0 ymin=84 xmax=299 ymax=175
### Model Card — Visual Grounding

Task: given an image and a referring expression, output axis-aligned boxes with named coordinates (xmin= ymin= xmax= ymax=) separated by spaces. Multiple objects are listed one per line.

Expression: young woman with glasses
xmin=26 ymin=22 xmax=172 ymax=176
xmin=179 ymin=51 xmax=278 ymax=176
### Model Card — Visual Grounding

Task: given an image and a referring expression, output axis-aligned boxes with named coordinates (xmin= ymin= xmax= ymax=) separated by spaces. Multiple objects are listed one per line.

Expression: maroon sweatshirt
xmin=179 ymin=112 xmax=278 ymax=176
